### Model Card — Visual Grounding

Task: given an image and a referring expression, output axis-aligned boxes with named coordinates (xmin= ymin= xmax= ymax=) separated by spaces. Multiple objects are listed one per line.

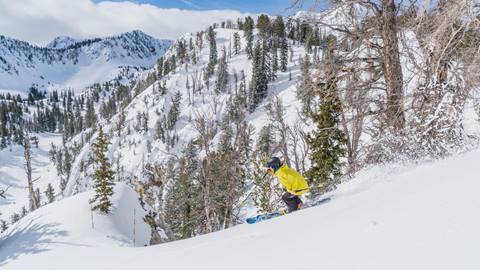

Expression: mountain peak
xmin=47 ymin=36 xmax=77 ymax=49
xmin=0 ymin=31 xmax=173 ymax=92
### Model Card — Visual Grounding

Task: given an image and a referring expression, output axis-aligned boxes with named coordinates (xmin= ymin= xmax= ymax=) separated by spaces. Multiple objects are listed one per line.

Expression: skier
xmin=264 ymin=157 xmax=309 ymax=212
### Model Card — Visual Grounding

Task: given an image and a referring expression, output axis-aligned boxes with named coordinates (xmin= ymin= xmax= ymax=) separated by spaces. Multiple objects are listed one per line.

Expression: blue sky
xmin=96 ymin=0 xmax=325 ymax=15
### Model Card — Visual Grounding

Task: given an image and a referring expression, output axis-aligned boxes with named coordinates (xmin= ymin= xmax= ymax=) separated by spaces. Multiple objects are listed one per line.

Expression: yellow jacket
xmin=274 ymin=164 xmax=309 ymax=195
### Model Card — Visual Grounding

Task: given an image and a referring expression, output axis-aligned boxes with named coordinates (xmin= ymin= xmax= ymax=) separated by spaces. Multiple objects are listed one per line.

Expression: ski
xmin=246 ymin=197 xmax=332 ymax=224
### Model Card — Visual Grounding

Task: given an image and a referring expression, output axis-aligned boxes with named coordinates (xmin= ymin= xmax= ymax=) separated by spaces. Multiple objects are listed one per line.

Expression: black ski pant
xmin=282 ymin=192 xmax=303 ymax=212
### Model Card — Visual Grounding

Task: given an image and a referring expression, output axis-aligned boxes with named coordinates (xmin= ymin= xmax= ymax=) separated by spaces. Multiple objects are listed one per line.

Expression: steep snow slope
xmin=0 ymin=183 xmax=150 ymax=267
xmin=0 ymin=30 xmax=172 ymax=92
xmin=2 ymin=147 xmax=480 ymax=269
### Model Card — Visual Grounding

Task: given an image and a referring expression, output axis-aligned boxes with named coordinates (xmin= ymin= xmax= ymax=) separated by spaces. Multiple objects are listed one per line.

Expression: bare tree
xmin=0 ymin=185 xmax=11 ymax=199
xmin=288 ymin=121 xmax=310 ymax=173
xmin=405 ymin=0 xmax=480 ymax=156
xmin=293 ymin=0 xmax=406 ymax=131
xmin=192 ymin=112 xmax=217 ymax=233
xmin=24 ymin=132 xmax=40 ymax=211
xmin=266 ymin=96 xmax=292 ymax=166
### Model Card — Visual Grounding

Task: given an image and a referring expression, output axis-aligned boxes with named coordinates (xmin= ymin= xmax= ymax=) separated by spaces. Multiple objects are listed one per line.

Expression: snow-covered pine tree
xmin=243 ymin=16 xmax=255 ymax=59
xmin=306 ymin=38 xmax=347 ymax=195
xmin=164 ymin=144 xmax=201 ymax=239
xmin=89 ymin=127 xmax=115 ymax=214
xmin=233 ymin=32 xmax=241 ymax=55
xmin=167 ymin=91 xmax=182 ymax=130
xmin=257 ymin=14 xmax=271 ymax=40
xmin=156 ymin=57 xmax=164 ymax=78
xmin=272 ymin=47 xmax=279 ymax=75
xmin=215 ymin=46 xmax=229 ymax=94
xmin=306 ymin=86 xmax=347 ymax=195
xmin=206 ymin=26 xmax=218 ymax=77
xmin=248 ymin=42 xmax=269 ymax=112
xmin=0 ymin=219 xmax=7 ymax=233
xmin=10 ymin=212 xmax=20 ymax=224
xmin=44 ymin=183 xmax=55 ymax=204
xmin=84 ymin=98 xmax=97 ymax=130
xmin=20 ymin=206 xmax=28 ymax=218
xmin=273 ymin=16 xmax=286 ymax=42
xmin=297 ymin=54 xmax=315 ymax=115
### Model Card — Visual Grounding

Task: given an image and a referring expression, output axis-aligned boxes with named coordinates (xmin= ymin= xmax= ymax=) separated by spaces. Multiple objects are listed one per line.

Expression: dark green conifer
xmin=89 ymin=127 xmax=115 ymax=214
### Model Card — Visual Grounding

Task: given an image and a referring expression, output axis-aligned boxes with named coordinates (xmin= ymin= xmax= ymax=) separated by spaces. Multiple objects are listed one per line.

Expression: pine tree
xmin=0 ymin=219 xmax=8 ymax=233
xmin=273 ymin=16 xmax=286 ymax=41
xmin=164 ymin=145 xmax=201 ymax=239
xmin=257 ymin=14 xmax=271 ymax=40
xmin=85 ymin=98 xmax=97 ymax=130
xmin=20 ymin=206 xmax=28 ymax=218
xmin=272 ymin=47 xmax=279 ymax=75
xmin=233 ymin=32 xmax=241 ymax=55
xmin=170 ymin=55 xmax=177 ymax=73
xmin=156 ymin=57 xmax=164 ymax=78
xmin=206 ymin=26 xmax=218 ymax=77
xmin=167 ymin=91 xmax=182 ymax=130
xmin=45 ymin=183 xmax=55 ymax=204
xmin=176 ymin=40 xmax=187 ymax=63
xmin=243 ymin=16 xmax=255 ymax=58
xmin=63 ymin=148 xmax=72 ymax=179
xmin=249 ymin=42 xmax=269 ymax=112
xmin=267 ymin=46 xmax=278 ymax=81
xmin=255 ymin=124 xmax=275 ymax=160
xmin=89 ymin=127 xmax=115 ymax=214
xmin=306 ymin=88 xmax=346 ymax=195
xmin=215 ymin=47 xmax=229 ymax=94
xmin=142 ymin=112 xmax=149 ymax=133
xmin=59 ymin=178 xmax=67 ymax=194
xmin=305 ymin=37 xmax=347 ymax=195
xmin=297 ymin=54 xmax=315 ymax=115
xmin=10 ymin=212 xmax=20 ymax=224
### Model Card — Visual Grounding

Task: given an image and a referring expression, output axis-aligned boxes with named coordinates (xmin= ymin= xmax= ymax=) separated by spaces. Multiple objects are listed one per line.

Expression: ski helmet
xmin=265 ymin=157 xmax=282 ymax=172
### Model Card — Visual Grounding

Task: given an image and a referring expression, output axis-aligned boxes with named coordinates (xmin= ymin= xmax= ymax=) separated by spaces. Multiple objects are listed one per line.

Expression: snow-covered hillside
xmin=2 ymin=145 xmax=479 ymax=269
xmin=64 ymin=27 xmax=307 ymax=196
xmin=0 ymin=30 xmax=172 ymax=92
xmin=0 ymin=183 xmax=151 ymax=267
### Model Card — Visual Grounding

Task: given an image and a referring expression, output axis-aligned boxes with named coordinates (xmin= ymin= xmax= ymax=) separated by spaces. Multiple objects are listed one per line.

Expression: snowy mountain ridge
xmin=0 ymin=30 xmax=173 ymax=92
xmin=46 ymin=36 xmax=77 ymax=50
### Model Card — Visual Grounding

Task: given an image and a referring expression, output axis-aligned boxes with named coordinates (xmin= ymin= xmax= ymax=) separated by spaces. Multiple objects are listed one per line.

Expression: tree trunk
xmin=24 ymin=133 xmax=39 ymax=211
xmin=381 ymin=0 xmax=405 ymax=131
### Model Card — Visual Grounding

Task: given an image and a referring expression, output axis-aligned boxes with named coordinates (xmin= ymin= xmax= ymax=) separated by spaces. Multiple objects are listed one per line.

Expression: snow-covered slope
xmin=0 ymin=183 xmax=150 ymax=267
xmin=2 ymin=146 xmax=480 ymax=269
xmin=0 ymin=30 xmax=172 ymax=92
xmin=0 ymin=133 xmax=63 ymax=223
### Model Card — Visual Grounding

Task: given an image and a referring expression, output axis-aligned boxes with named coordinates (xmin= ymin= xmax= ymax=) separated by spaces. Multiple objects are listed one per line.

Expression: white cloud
xmin=0 ymin=0 xmax=248 ymax=45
